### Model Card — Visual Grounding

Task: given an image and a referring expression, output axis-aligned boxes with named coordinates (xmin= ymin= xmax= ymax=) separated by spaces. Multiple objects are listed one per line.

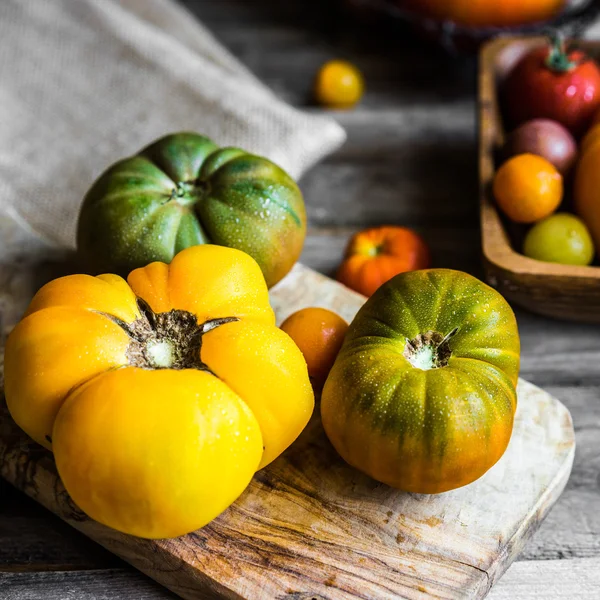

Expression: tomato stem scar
xmin=403 ymin=327 xmax=458 ymax=371
xmin=100 ymin=301 xmax=237 ymax=372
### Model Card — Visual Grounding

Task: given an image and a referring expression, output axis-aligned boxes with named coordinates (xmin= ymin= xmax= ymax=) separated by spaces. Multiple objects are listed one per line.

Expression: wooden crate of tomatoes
xmin=480 ymin=35 xmax=600 ymax=322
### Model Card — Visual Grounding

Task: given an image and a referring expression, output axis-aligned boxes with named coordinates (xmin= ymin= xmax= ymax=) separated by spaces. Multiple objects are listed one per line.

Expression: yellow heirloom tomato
xmin=4 ymin=245 xmax=314 ymax=539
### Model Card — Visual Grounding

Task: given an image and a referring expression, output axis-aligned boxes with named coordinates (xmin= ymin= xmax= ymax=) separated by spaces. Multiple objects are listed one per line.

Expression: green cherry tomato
xmin=523 ymin=213 xmax=595 ymax=266
xmin=77 ymin=132 xmax=306 ymax=288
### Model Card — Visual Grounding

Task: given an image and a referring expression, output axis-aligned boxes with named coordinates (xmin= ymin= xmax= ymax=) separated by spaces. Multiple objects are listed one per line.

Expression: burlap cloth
xmin=0 ymin=0 xmax=346 ymax=258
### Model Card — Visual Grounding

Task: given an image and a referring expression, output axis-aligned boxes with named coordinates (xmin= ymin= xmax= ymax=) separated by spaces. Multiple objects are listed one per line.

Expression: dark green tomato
xmin=77 ymin=133 xmax=306 ymax=287
xmin=321 ymin=269 xmax=520 ymax=494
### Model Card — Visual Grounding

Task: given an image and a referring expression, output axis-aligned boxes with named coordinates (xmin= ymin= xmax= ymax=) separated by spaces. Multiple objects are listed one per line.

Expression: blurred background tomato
xmin=341 ymin=0 xmax=599 ymax=52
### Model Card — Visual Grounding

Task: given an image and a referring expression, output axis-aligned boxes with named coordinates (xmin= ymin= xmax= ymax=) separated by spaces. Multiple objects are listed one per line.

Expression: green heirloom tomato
xmin=77 ymin=133 xmax=306 ymax=287
xmin=321 ymin=269 xmax=520 ymax=494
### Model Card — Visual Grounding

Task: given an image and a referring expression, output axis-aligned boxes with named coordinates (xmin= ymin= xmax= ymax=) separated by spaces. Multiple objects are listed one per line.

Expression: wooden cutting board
xmin=0 ymin=261 xmax=575 ymax=600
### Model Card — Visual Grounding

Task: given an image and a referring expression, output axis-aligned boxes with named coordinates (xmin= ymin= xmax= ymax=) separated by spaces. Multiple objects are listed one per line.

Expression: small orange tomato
xmin=314 ymin=60 xmax=364 ymax=109
xmin=336 ymin=226 xmax=430 ymax=297
xmin=581 ymin=123 xmax=600 ymax=156
xmin=493 ymin=153 xmax=562 ymax=224
xmin=280 ymin=308 xmax=348 ymax=385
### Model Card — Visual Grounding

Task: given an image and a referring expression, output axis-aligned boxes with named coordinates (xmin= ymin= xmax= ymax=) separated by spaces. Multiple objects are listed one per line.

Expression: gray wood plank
xmin=515 ymin=315 xmax=600 ymax=386
xmin=177 ymin=0 xmax=476 ymax=108
xmin=0 ymin=570 xmax=175 ymax=600
xmin=488 ymin=557 xmax=600 ymax=599
xmin=0 ymin=511 xmax=119 ymax=572
xmin=6 ymin=557 xmax=599 ymax=600
xmin=517 ymin=384 xmax=600 ymax=561
xmin=301 ymin=107 xmax=478 ymax=228
xmin=177 ymin=2 xmax=481 ymax=230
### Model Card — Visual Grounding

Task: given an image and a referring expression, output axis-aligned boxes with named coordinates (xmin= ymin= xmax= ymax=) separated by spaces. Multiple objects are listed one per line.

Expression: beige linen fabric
xmin=0 ymin=0 xmax=345 ymax=249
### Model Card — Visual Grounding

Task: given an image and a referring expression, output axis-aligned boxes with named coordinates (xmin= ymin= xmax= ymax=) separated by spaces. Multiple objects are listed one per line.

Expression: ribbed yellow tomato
xmin=5 ymin=245 xmax=314 ymax=539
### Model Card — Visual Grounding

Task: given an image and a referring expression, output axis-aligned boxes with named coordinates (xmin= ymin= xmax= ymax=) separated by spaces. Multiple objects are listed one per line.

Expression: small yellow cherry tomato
xmin=314 ymin=60 xmax=364 ymax=109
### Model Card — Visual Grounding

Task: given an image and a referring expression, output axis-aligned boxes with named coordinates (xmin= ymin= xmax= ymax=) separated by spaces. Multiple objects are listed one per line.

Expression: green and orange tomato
xmin=322 ymin=269 xmax=520 ymax=494
xmin=77 ymin=132 xmax=306 ymax=288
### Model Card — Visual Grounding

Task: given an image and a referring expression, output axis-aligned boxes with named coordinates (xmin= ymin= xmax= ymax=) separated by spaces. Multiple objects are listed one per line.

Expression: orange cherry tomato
xmin=314 ymin=60 xmax=364 ymax=109
xmin=280 ymin=308 xmax=349 ymax=386
xmin=493 ymin=153 xmax=562 ymax=223
xmin=336 ymin=226 xmax=431 ymax=297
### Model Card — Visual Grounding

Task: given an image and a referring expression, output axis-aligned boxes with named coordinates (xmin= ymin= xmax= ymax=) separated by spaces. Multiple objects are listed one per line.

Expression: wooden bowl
xmin=479 ymin=36 xmax=600 ymax=323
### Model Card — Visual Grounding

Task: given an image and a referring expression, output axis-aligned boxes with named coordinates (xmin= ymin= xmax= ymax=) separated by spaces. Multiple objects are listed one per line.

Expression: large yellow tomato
xmin=4 ymin=245 xmax=314 ymax=539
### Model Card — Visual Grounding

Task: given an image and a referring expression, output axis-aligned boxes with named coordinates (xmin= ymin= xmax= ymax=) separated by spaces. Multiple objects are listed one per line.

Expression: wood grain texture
xmin=488 ymin=557 xmax=600 ymax=599
xmin=0 ymin=258 xmax=575 ymax=600
xmin=479 ymin=37 xmax=600 ymax=322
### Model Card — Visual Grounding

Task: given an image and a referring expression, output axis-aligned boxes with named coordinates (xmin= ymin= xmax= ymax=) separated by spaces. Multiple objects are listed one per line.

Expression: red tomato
xmin=504 ymin=37 xmax=600 ymax=137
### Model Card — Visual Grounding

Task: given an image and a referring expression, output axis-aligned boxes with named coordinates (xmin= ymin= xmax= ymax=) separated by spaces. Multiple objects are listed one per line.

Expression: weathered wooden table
xmin=1 ymin=1 xmax=600 ymax=598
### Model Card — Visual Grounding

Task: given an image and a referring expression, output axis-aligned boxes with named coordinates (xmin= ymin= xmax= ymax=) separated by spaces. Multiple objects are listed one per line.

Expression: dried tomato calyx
xmin=167 ymin=179 xmax=210 ymax=206
xmin=104 ymin=299 xmax=237 ymax=371
xmin=403 ymin=327 xmax=458 ymax=370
